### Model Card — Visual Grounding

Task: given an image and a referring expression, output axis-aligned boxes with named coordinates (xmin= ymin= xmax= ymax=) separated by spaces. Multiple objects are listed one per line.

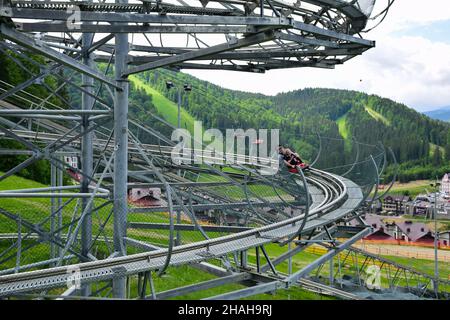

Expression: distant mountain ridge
xmin=424 ymin=106 xmax=450 ymax=122
xmin=126 ymin=70 xmax=450 ymax=183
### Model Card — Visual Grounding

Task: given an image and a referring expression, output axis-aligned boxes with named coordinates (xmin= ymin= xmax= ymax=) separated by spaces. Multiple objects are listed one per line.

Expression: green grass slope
xmin=364 ymin=105 xmax=391 ymax=126
xmin=429 ymin=143 xmax=445 ymax=157
xmin=336 ymin=113 xmax=350 ymax=140
xmin=129 ymin=75 xmax=196 ymax=132
xmin=336 ymin=113 xmax=352 ymax=152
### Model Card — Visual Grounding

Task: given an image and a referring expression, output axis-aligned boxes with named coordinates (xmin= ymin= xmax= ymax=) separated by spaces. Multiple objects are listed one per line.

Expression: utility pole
xmin=430 ymin=178 xmax=440 ymax=297
xmin=166 ymin=81 xmax=192 ymax=246
xmin=177 ymin=89 xmax=181 ymax=129
xmin=166 ymin=81 xmax=191 ymax=130
xmin=113 ymin=0 xmax=129 ymax=298
xmin=80 ymin=10 xmax=94 ymax=297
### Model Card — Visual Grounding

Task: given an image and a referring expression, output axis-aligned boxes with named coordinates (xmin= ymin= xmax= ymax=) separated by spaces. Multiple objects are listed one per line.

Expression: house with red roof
xmin=395 ymin=220 xmax=435 ymax=245
xmin=128 ymin=188 xmax=162 ymax=207
xmin=363 ymin=215 xmax=395 ymax=240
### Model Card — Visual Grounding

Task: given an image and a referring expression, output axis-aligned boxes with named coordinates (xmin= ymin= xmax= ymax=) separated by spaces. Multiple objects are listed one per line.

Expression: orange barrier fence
xmin=358 ymin=239 xmax=450 ymax=250
xmin=304 ymin=243 xmax=450 ymax=263
xmin=355 ymin=243 xmax=450 ymax=262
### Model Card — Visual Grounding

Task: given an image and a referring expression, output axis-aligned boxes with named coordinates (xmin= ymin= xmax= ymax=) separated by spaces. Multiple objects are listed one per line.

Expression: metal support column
xmin=329 ymin=254 xmax=334 ymax=285
xmin=57 ymin=156 xmax=63 ymax=259
xmin=177 ymin=88 xmax=181 ymax=129
xmin=433 ymin=181 xmax=439 ymax=297
xmin=113 ymin=0 xmax=129 ymax=298
xmin=241 ymin=250 xmax=248 ymax=269
xmin=80 ymin=23 xmax=95 ymax=296
xmin=288 ymin=241 xmax=292 ymax=275
xmin=50 ymin=162 xmax=56 ymax=263
xmin=176 ymin=88 xmax=181 ymax=246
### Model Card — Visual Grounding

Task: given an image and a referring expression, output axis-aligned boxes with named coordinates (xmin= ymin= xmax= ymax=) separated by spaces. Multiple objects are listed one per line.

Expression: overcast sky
xmin=184 ymin=0 xmax=450 ymax=112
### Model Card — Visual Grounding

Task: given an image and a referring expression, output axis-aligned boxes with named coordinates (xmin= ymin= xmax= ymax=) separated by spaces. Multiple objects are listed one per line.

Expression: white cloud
xmin=185 ymin=0 xmax=450 ymax=111
xmin=369 ymin=0 xmax=450 ymax=34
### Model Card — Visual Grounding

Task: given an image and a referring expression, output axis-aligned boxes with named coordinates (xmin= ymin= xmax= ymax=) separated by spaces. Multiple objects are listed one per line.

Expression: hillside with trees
xmin=133 ymin=70 xmax=450 ymax=182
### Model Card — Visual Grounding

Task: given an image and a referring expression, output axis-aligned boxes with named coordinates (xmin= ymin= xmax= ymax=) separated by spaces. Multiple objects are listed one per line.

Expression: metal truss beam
xmin=123 ymin=47 xmax=364 ymax=64
xmin=292 ymin=20 xmax=374 ymax=47
xmin=286 ymin=227 xmax=371 ymax=284
xmin=153 ymin=273 xmax=252 ymax=300
xmin=127 ymin=181 xmax=236 ymax=188
xmin=18 ymin=23 xmax=258 ymax=34
xmin=3 ymin=9 xmax=292 ymax=26
xmin=275 ymin=31 xmax=341 ymax=48
xmin=2 ymin=9 xmax=373 ymax=48
xmin=259 ymin=225 xmax=337 ymax=273
xmin=170 ymin=63 xmax=267 ymax=73
xmin=204 ymin=280 xmax=282 ymax=300
xmin=128 ymin=200 xmax=291 ymax=213
xmin=105 ymin=41 xmax=365 ymax=54
xmin=128 ymin=222 xmax=252 ymax=233
xmin=125 ymin=30 xmax=275 ymax=76
xmin=0 ymin=110 xmax=110 ymax=115
xmin=174 ymin=61 xmax=334 ymax=72
xmin=0 ymin=24 xmax=119 ymax=89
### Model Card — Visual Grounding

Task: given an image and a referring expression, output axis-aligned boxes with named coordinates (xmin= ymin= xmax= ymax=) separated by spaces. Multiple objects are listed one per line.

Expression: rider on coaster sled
xmin=278 ymin=145 xmax=310 ymax=173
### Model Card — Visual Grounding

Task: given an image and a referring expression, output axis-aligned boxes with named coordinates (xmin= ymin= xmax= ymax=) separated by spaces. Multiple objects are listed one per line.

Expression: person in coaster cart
xmin=279 ymin=147 xmax=310 ymax=173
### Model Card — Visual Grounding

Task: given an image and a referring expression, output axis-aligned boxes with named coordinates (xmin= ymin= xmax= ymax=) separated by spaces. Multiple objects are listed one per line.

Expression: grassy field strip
xmin=336 ymin=114 xmax=350 ymax=140
xmin=387 ymin=179 xmax=432 ymax=193
xmin=372 ymin=179 xmax=432 ymax=198
xmin=336 ymin=113 xmax=352 ymax=152
xmin=364 ymin=105 xmax=391 ymax=126
xmin=429 ymin=143 xmax=445 ymax=157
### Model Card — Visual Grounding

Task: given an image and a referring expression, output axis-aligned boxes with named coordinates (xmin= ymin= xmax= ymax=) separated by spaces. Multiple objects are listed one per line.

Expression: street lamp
xmin=166 ymin=81 xmax=192 ymax=129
